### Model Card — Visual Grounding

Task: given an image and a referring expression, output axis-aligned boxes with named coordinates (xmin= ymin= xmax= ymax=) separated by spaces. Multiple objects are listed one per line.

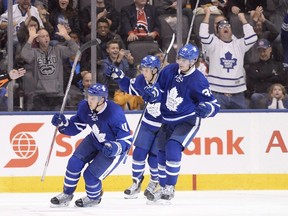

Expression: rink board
xmin=0 ymin=111 xmax=288 ymax=192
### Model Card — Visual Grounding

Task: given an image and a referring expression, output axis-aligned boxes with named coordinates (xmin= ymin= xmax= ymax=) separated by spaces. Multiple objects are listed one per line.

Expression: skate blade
xmin=74 ymin=204 xmax=99 ymax=208
xmin=74 ymin=203 xmax=100 ymax=208
xmin=124 ymin=193 xmax=139 ymax=199
xmin=50 ymin=202 xmax=71 ymax=208
xmin=146 ymin=199 xmax=172 ymax=205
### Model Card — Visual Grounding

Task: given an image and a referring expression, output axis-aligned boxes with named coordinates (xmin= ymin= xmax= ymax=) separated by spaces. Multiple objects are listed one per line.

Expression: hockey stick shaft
xmin=123 ymin=34 xmax=175 ymax=164
xmin=186 ymin=0 xmax=200 ymax=45
xmin=41 ymin=39 xmax=100 ymax=182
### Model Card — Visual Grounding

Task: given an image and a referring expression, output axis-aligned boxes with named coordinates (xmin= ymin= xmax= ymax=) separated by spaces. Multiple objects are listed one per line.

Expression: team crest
xmin=92 ymin=124 xmax=106 ymax=142
xmin=166 ymin=87 xmax=183 ymax=111
xmin=147 ymin=102 xmax=161 ymax=118
xmin=220 ymin=51 xmax=237 ymax=72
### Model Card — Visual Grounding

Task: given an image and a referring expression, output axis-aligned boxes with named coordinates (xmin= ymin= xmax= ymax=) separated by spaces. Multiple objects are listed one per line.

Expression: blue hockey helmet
xmin=140 ymin=55 xmax=161 ymax=71
xmin=87 ymin=83 xmax=108 ymax=98
xmin=177 ymin=44 xmax=199 ymax=61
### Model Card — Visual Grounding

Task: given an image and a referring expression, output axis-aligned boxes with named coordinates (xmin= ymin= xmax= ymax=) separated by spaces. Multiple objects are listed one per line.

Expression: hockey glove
xmin=102 ymin=141 xmax=122 ymax=158
xmin=142 ymin=84 xmax=161 ymax=103
xmin=51 ymin=113 xmax=68 ymax=127
xmin=195 ymin=102 xmax=213 ymax=118
xmin=105 ymin=65 xmax=124 ymax=80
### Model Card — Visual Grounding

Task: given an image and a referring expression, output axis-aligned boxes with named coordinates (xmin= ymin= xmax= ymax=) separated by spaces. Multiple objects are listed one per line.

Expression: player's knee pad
xmin=133 ymin=146 xmax=149 ymax=161
xmin=166 ymin=139 xmax=183 ymax=162
xmin=67 ymin=155 xmax=85 ymax=172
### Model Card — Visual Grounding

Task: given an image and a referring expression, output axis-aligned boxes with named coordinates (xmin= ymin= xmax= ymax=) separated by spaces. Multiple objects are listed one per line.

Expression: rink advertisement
xmin=0 ymin=111 xmax=288 ymax=192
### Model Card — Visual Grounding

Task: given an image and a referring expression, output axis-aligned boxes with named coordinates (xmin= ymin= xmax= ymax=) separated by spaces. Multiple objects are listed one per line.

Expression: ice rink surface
xmin=1 ymin=191 xmax=288 ymax=216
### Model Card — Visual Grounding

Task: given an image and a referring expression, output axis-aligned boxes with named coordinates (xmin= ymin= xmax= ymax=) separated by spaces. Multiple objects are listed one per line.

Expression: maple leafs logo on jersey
xmin=89 ymin=112 xmax=98 ymax=121
xmin=166 ymin=87 xmax=183 ymax=111
xmin=92 ymin=124 xmax=106 ymax=142
xmin=147 ymin=102 xmax=161 ymax=118
xmin=220 ymin=51 xmax=237 ymax=72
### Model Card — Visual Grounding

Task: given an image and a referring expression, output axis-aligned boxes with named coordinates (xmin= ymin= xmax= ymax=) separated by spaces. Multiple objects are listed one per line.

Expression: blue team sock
xmin=84 ymin=168 xmax=102 ymax=200
xmin=165 ymin=140 xmax=183 ymax=186
xmin=63 ymin=155 xmax=85 ymax=194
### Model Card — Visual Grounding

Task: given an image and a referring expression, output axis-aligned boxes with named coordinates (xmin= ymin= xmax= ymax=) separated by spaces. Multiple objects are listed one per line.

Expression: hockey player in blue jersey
xmin=106 ymin=55 xmax=162 ymax=199
xmin=143 ymin=43 xmax=220 ymax=204
xmin=50 ymin=83 xmax=132 ymax=207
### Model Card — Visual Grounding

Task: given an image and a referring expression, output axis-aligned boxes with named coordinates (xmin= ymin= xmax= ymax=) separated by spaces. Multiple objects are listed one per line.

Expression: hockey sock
xmin=165 ymin=140 xmax=183 ymax=186
xmin=157 ymin=150 xmax=166 ymax=187
xmin=147 ymin=153 xmax=158 ymax=181
xmin=132 ymin=147 xmax=149 ymax=183
xmin=83 ymin=168 xmax=102 ymax=200
xmin=63 ymin=155 xmax=85 ymax=194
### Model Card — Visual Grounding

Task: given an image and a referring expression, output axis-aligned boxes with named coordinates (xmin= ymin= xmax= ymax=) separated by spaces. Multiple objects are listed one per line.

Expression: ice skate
xmin=144 ymin=180 xmax=158 ymax=198
xmin=124 ymin=177 xmax=144 ymax=199
xmin=75 ymin=196 xmax=101 ymax=207
xmin=146 ymin=185 xmax=175 ymax=205
xmin=160 ymin=185 xmax=175 ymax=205
xmin=50 ymin=192 xmax=74 ymax=207
xmin=146 ymin=186 xmax=163 ymax=205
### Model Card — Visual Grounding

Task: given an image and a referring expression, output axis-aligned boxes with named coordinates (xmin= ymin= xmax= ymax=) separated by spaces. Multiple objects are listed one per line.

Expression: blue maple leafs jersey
xmin=157 ymin=63 xmax=220 ymax=124
xmin=58 ymin=100 xmax=132 ymax=151
xmin=118 ymin=75 xmax=162 ymax=131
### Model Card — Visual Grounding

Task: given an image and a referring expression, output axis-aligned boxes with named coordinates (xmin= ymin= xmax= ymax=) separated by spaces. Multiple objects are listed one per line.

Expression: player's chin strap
xmin=93 ymin=97 xmax=106 ymax=113
xmin=182 ymin=60 xmax=196 ymax=74
xmin=148 ymin=68 xmax=159 ymax=85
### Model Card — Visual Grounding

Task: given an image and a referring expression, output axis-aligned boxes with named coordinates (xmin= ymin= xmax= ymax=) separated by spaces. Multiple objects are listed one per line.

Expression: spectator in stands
xmin=267 ymin=83 xmax=288 ymax=109
xmin=120 ymin=0 xmax=160 ymax=46
xmin=114 ymin=90 xmax=144 ymax=111
xmin=0 ymin=68 xmax=26 ymax=88
xmin=48 ymin=0 xmax=80 ymax=45
xmin=0 ymin=0 xmax=43 ymax=48
xmin=155 ymin=0 xmax=193 ymax=25
xmin=199 ymin=7 xmax=257 ymax=109
xmin=80 ymin=0 xmax=120 ymax=38
xmin=17 ymin=16 xmax=53 ymax=50
xmin=68 ymin=70 xmax=92 ymax=110
xmin=85 ymin=18 xmax=125 ymax=60
xmin=281 ymin=12 xmax=288 ymax=70
xmin=100 ymin=39 xmax=136 ymax=100
xmin=246 ymin=39 xmax=287 ymax=109
xmin=20 ymin=24 xmax=78 ymax=111
xmin=0 ymin=68 xmax=26 ymax=111
xmin=191 ymin=0 xmax=226 ymax=16
xmin=226 ymin=0 xmax=267 ymax=38
xmin=226 ymin=0 xmax=267 ymax=18
xmin=244 ymin=9 xmax=280 ymax=65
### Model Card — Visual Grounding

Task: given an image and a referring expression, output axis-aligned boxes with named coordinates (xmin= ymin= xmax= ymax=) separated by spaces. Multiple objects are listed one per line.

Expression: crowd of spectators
xmin=0 ymin=0 xmax=287 ymax=111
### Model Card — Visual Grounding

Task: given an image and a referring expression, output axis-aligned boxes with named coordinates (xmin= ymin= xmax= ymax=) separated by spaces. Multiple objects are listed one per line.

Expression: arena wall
xmin=0 ymin=111 xmax=288 ymax=192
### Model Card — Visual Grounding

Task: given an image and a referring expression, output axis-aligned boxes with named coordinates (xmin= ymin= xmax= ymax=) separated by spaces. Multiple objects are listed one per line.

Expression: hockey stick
xmin=123 ymin=33 xmax=175 ymax=164
xmin=41 ymin=39 xmax=100 ymax=182
xmin=186 ymin=0 xmax=200 ymax=45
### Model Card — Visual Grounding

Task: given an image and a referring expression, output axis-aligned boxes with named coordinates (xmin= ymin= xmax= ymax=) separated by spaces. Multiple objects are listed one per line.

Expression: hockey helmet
xmin=140 ymin=55 xmax=161 ymax=71
xmin=87 ymin=83 xmax=108 ymax=98
xmin=177 ymin=44 xmax=199 ymax=61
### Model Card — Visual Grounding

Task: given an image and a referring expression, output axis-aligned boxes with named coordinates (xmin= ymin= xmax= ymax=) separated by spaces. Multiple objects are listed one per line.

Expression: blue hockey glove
xmin=51 ymin=113 xmax=68 ymax=127
xmin=105 ymin=65 xmax=124 ymax=80
xmin=143 ymin=84 xmax=161 ymax=103
xmin=102 ymin=141 xmax=122 ymax=158
xmin=195 ymin=102 xmax=213 ymax=118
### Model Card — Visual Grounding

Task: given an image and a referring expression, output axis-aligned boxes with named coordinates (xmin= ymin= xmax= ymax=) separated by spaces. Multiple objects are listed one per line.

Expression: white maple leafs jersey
xmin=118 ymin=75 xmax=162 ymax=130
xmin=58 ymin=100 xmax=132 ymax=151
xmin=199 ymin=22 xmax=257 ymax=93
xmin=158 ymin=63 xmax=220 ymax=124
